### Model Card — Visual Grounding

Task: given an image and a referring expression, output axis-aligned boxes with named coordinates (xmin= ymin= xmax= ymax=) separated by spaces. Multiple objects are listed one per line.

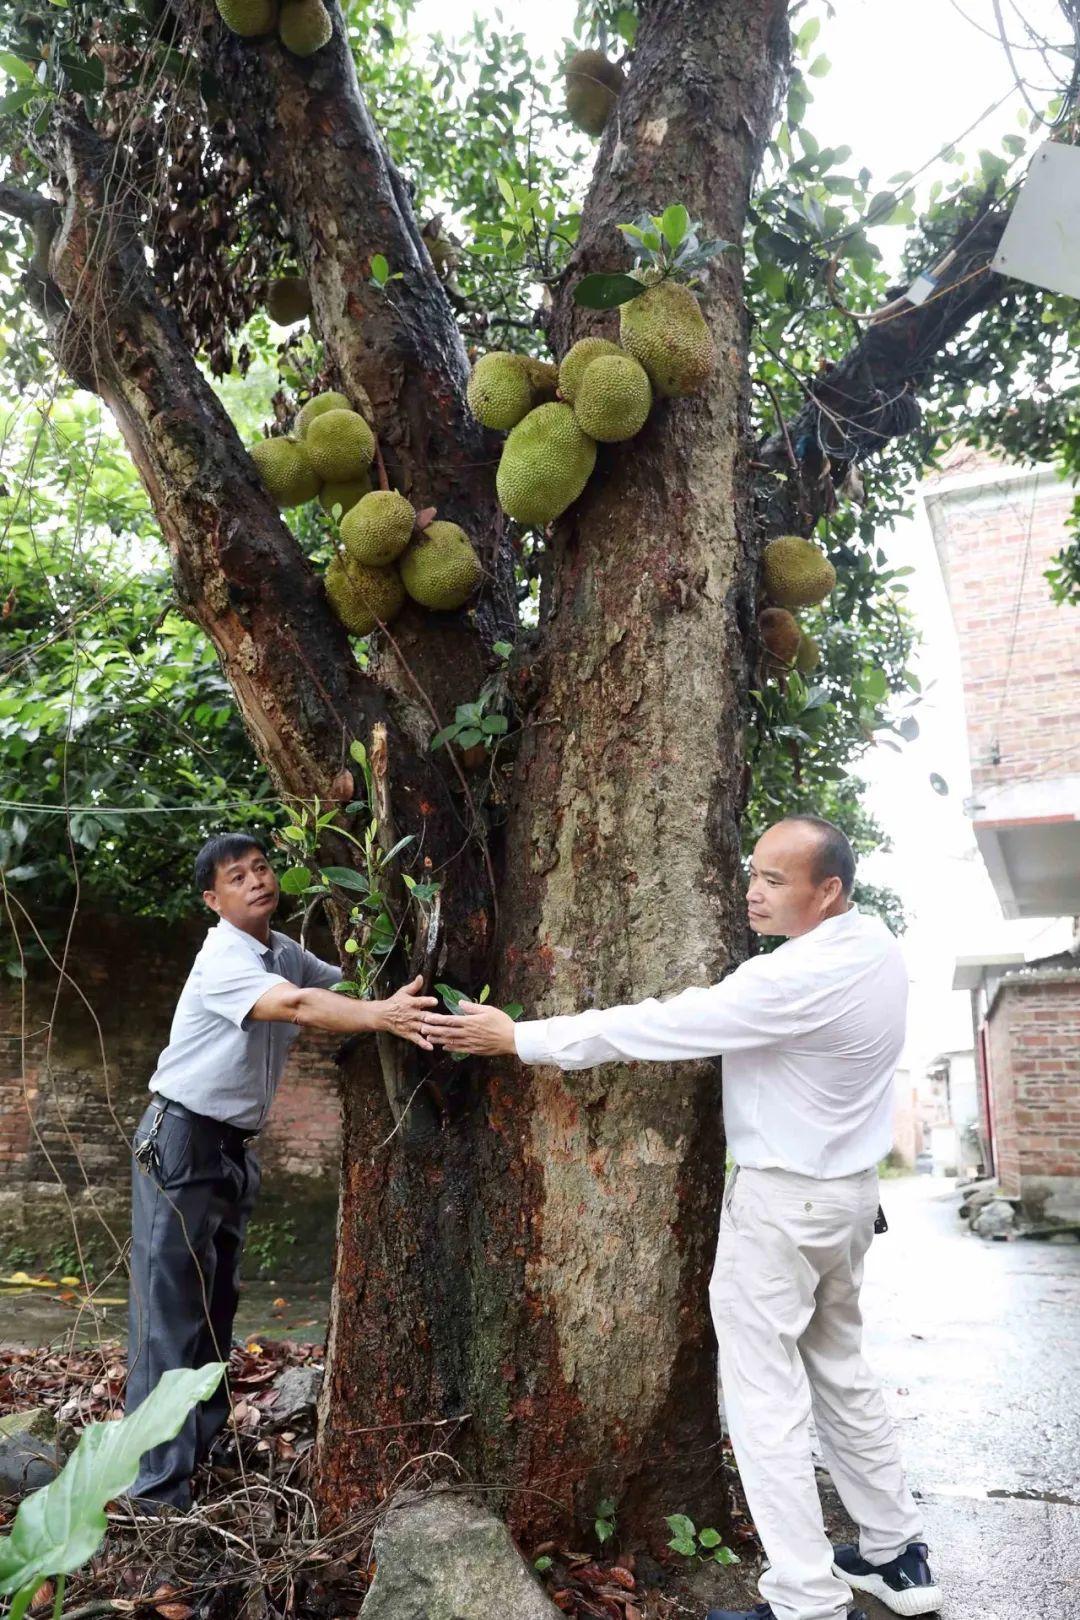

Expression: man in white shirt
xmin=126 ymin=831 xmax=436 ymax=1510
xmin=425 ymin=815 xmax=942 ymax=1620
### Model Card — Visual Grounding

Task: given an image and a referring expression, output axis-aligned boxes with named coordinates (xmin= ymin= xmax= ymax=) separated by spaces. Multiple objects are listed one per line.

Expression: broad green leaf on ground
xmin=0 ymin=1363 xmax=225 ymax=1599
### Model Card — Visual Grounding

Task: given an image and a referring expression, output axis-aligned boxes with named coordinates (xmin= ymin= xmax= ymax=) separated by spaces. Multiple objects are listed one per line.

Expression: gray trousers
xmin=126 ymin=1100 xmax=260 ymax=1507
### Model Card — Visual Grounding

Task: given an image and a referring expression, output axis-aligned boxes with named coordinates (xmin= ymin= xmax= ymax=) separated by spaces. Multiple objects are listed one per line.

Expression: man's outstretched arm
xmin=249 ymin=975 xmax=438 ymax=1049
xmin=427 ymin=959 xmax=811 ymax=1068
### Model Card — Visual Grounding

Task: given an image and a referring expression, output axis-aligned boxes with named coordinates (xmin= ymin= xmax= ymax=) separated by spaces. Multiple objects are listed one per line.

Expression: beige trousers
xmin=709 ymin=1165 xmax=923 ymax=1620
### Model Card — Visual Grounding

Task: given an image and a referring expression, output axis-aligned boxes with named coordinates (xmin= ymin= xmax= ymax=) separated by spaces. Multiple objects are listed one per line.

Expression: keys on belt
xmin=134 ymin=1106 xmax=165 ymax=1174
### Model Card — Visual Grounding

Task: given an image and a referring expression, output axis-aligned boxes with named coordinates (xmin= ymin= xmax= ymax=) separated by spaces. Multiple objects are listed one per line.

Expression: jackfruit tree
xmin=3 ymin=0 xmax=1080 ymax=1576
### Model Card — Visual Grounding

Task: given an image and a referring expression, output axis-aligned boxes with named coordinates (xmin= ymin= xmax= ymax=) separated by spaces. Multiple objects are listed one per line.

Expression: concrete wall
xmin=0 ymin=911 xmax=344 ymax=1277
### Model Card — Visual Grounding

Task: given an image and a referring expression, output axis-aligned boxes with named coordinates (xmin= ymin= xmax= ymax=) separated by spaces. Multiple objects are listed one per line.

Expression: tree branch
xmin=0 ymin=183 xmax=56 ymax=224
xmin=755 ymin=203 xmax=1011 ymax=536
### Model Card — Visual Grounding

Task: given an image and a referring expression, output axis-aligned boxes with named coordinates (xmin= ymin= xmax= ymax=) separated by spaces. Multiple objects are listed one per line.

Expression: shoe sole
xmin=832 ymin=1563 xmax=943 ymax=1616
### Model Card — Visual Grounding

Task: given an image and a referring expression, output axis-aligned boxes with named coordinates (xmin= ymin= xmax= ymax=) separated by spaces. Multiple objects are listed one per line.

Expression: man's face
xmin=203 ymin=846 xmax=279 ymax=932
xmin=745 ymin=822 xmax=843 ymax=939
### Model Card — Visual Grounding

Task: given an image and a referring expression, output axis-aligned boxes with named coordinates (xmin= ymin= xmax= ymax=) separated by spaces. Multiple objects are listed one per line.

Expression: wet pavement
xmin=824 ymin=1174 xmax=1080 ymax=1620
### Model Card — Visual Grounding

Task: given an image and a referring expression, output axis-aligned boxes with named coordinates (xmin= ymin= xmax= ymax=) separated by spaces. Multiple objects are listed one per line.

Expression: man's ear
xmin=203 ymin=889 xmax=221 ymax=916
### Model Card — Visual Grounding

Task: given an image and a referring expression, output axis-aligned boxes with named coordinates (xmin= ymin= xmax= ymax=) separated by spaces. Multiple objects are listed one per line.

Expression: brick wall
xmin=0 ymin=910 xmax=344 ymax=1273
xmin=985 ymin=971 xmax=1080 ymax=1213
xmin=929 ymin=465 xmax=1080 ymax=794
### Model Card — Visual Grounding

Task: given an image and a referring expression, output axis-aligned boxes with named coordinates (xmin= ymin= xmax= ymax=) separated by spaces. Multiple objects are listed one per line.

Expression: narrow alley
xmin=824 ymin=1175 xmax=1080 ymax=1620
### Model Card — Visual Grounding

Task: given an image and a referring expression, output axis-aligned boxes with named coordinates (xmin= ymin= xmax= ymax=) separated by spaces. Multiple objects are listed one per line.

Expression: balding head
xmin=746 ymin=816 xmax=854 ymax=939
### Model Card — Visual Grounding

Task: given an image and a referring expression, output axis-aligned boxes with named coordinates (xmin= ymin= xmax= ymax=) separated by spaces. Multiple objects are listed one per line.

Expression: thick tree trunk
xmin=316 ymin=0 xmax=789 ymax=1546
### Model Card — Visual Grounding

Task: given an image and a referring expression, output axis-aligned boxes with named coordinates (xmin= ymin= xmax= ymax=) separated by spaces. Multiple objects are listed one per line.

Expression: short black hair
xmin=195 ymin=832 xmax=269 ymax=893
xmin=781 ymin=815 xmax=856 ymax=896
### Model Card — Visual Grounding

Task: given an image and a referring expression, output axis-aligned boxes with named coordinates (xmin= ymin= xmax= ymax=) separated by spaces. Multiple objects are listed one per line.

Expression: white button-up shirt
xmin=513 ymin=906 xmax=908 ymax=1179
xmin=148 ymin=918 xmax=341 ymax=1131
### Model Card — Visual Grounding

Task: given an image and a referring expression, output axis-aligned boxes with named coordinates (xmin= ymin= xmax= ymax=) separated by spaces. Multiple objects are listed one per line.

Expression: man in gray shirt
xmin=126 ymin=831 xmax=436 ymax=1509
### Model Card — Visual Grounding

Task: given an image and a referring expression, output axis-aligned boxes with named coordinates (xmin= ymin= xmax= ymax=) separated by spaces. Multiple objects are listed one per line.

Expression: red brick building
xmin=0 ymin=910 xmax=344 ymax=1277
xmin=925 ymin=452 xmax=1080 ymax=1220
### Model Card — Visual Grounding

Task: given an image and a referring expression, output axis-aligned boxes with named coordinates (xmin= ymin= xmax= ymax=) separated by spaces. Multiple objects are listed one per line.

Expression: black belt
xmin=151 ymin=1097 xmax=260 ymax=1149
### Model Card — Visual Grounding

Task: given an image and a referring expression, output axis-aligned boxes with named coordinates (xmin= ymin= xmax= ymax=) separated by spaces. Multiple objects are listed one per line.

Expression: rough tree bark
xmin=3 ymin=0 xmax=1030 ymax=1554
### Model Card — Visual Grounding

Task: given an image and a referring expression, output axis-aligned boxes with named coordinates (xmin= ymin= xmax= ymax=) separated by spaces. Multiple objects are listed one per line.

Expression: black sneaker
xmin=833 ymin=1541 xmax=942 ymax=1616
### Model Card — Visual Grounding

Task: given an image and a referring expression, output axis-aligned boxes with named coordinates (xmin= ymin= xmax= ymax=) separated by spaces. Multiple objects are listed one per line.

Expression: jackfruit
xmin=216 ymin=0 xmax=277 ymax=37
xmin=467 ymin=353 xmax=534 ymax=432
xmin=297 ymin=391 xmax=352 ymax=435
xmin=399 ymin=522 xmax=482 ymax=610
xmin=496 ymin=403 xmax=597 ymax=527
xmin=557 ymin=337 xmax=623 ymax=404
xmin=250 ymin=436 xmax=320 ymax=507
xmin=564 ymin=50 xmax=625 ymax=137
xmin=341 ymin=490 xmax=415 ymax=566
xmin=572 ymin=353 xmax=652 ymax=443
xmin=619 ymin=277 xmax=716 ymax=398
xmin=319 ymin=476 xmax=371 ymax=517
xmin=762 ymin=536 xmax=836 ymax=610
xmin=795 ymin=632 xmax=821 ymax=675
xmin=758 ymin=607 xmax=802 ymax=666
xmin=278 ymin=0 xmax=331 ymax=55
xmin=304 ymin=408 xmax=376 ymax=482
xmin=266 ymin=275 xmax=311 ymax=325
xmin=325 ymin=556 xmax=405 ymax=636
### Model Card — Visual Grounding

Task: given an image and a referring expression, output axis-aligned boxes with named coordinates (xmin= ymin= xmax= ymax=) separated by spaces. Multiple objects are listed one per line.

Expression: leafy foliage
xmin=2 ymin=0 xmax=1078 ymax=940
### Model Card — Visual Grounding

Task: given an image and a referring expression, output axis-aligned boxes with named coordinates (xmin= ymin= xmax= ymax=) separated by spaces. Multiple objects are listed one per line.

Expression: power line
xmin=0 ymin=799 xmax=270 ymax=816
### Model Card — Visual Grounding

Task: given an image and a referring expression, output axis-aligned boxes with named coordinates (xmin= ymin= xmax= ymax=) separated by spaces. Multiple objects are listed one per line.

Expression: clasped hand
xmin=380 ymin=979 xmax=517 ymax=1056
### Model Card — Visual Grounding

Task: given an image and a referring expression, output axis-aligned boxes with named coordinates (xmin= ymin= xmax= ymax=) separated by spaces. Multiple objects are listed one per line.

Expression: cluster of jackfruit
xmin=757 ymin=536 xmax=838 ymax=677
xmin=563 ymin=49 xmax=625 ymax=137
xmin=250 ymin=394 xmax=374 ymax=512
xmin=215 ymin=0 xmax=332 ymax=56
xmin=471 ymin=278 xmax=715 ymax=529
xmin=248 ymin=390 xmax=482 ymax=637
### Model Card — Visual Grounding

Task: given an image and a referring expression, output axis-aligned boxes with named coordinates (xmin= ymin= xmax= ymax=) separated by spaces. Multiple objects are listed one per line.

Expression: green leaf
xmin=370 ymin=253 xmax=390 ymax=284
xmin=430 ymin=724 xmax=460 ymax=750
xmin=596 ymin=1497 xmax=616 ymax=1518
xmin=496 ymin=175 xmax=517 ymax=207
xmin=379 ymin=833 xmax=416 ymax=864
xmin=807 ymin=53 xmax=831 ymax=77
xmin=595 ymin=1518 xmax=613 ymax=1544
xmin=714 ymin=1546 xmax=741 ymax=1565
xmin=572 ymin=272 xmax=647 ymax=310
xmin=492 ymin=640 xmax=513 ymax=659
xmin=665 ymin=1513 xmax=696 ymax=1540
xmin=0 ymin=1364 xmax=224 ymax=1598
xmin=661 ymin=204 xmax=690 ymax=250
xmin=280 ymin=825 xmax=308 ymax=844
xmin=480 ymin=713 xmax=508 ymax=734
xmin=320 ymin=865 xmax=370 ymax=894
xmin=534 ymin=1555 xmax=553 ymax=1573
xmin=501 ymin=1002 xmax=524 ymax=1021
xmin=456 ymin=727 xmax=484 ymax=748
xmin=863 ymin=668 xmax=888 ymax=703
xmin=279 ymin=866 xmax=312 ymax=895
xmin=697 ymin=1527 xmax=721 ymax=1548
xmin=614 ymin=8 xmax=637 ymax=44
xmin=0 ymin=84 xmax=43 ymax=115
xmin=0 ymin=52 xmax=36 ymax=86
xmin=349 ymin=739 xmax=367 ymax=767
xmin=435 ymin=981 xmax=466 ymax=1010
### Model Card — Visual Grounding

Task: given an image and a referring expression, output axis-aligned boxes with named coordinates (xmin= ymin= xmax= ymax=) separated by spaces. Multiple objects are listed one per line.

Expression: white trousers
xmin=709 ymin=1165 xmax=923 ymax=1620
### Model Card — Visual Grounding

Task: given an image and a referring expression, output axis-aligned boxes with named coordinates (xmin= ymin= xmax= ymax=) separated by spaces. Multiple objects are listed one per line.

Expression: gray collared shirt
xmin=148 ymin=917 xmax=341 ymax=1130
